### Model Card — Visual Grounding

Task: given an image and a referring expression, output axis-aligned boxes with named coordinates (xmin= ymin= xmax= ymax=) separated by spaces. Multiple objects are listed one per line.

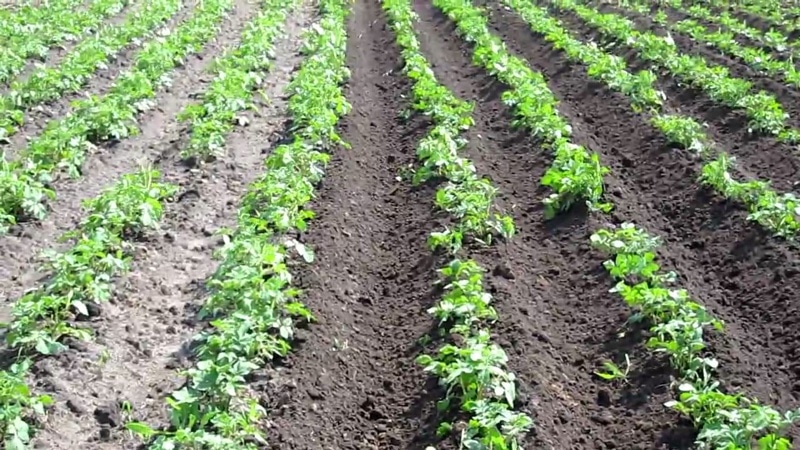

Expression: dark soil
xmin=704 ymin=3 xmax=800 ymax=40
xmin=261 ymin=0 xmax=800 ymax=448
xmin=542 ymin=4 xmax=796 ymax=197
xmin=264 ymin=1 xmax=444 ymax=448
xmin=272 ymin=0 xmax=683 ymax=449
xmin=657 ymin=3 xmax=792 ymax=64
xmin=586 ymin=1 xmax=800 ymax=193
xmin=427 ymin=1 xmax=692 ymax=448
xmin=0 ymin=0 xmax=312 ymax=447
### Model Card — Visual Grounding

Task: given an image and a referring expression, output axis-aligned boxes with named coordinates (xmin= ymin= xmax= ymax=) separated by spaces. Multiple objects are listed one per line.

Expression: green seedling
xmin=595 ymin=354 xmax=631 ymax=382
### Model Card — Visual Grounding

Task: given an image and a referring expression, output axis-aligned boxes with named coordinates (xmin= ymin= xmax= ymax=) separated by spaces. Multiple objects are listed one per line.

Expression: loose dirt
xmin=1 ymin=1 xmax=194 ymax=156
xmin=266 ymin=0 xmax=800 ymax=448
xmin=591 ymin=1 xmax=800 ymax=193
xmin=265 ymin=1 xmax=445 ymax=448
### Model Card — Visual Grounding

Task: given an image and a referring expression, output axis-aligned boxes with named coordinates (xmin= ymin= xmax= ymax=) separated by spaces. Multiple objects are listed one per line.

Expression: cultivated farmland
xmin=0 ymin=0 xmax=799 ymax=448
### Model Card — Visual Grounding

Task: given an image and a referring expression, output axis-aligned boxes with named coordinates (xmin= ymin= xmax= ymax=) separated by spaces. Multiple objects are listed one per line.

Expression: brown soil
xmin=7 ymin=0 xmax=133 ymax=94
xmin=271 ymin=0 xmax=690 ymax=449
xmin=658 ymin=4 xmax=791 ymax=64
xmin=707 ymin=4 xmax=800 ymax=41
xmin=0 ymin=0 xmax=113 ymax=91
xmin=542 ymin=4 xmax=794 ymax=195
xmin=259 ymin=0 xmax=800 ymax=449
xmin=0 ymin=0 xmax=312 ymax=447
xmin=587 ymin=1 xmax=800 ymax=193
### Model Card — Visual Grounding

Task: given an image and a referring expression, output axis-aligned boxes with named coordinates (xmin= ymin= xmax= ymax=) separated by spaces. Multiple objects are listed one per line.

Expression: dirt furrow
xmin=488 ymin=1 xmax=800 ymax=445
xmin=719 ymin=6 xmax=799 ymax=39
xmin=264 ymin=1 xmax=445 ymax=448
xmin=0 ymin=0 xmax=98 ymax=89
xmin=20 ymin=2 xmax=313 ymax=448
xmin=0 ymin=0 xmax=261 ymax=306
xmin=587 ymin=1 xmax=800 ymax=191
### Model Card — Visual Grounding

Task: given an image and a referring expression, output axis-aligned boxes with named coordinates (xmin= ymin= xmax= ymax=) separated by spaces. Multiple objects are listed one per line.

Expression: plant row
xmin=507 ymin=7 xmax=800 ymax=442
xmin=616 ymin=0 xmax=800 ymax=88
xmin=549 ymin=0 xmax=798 ymax=142
xmin=0 ymin=0 xmax=84 ymax=64
xmin=496 ymin=2 xmax=800 ymax=446
xmin=651 ymin=0 xmax=800 ymax=58
xmin=705 ymin=0 xmax=800 ymax=33
xmin=506 ymin=1 xmax=800 ymax=237
xmin=0 ymin=0 xmax=235 ymax=234
xmin=0 ymin=0 xmax=184 ymax=141
xmin=384 ymin=0 xmax=514 ymax=253
xmin=382 ymin=0 xmax=532 ymax=448
xmin=177 ymin=0 xmax=292 ymax=162
xmin=0 ymin=0 xmax=128 ymax=84
xmin=590 ymin=223 xmax=800 ymax=449
xmin=0 ymin=168 xmax=176 ymax=449
xmin=667 ymin=17 xmax=800 ymax=86
xmin=435 ymin=0 xmax=611 ymax=219
xmin=125 ymin=0 xmax=353 ymax=446
xmin=0 ymin=0 xmax=83 ymax=48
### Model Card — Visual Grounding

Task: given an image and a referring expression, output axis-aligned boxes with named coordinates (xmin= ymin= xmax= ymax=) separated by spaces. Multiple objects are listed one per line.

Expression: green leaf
xmin=125 ymin=421 xmax=156 ymax=438
xmin=35 ymin=338 xmax=65 ymax=356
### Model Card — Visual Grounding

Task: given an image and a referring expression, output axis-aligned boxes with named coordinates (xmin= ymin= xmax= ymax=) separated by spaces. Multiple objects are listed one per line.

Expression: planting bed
xmin=1 ymin=0 xmax=800 ymax=449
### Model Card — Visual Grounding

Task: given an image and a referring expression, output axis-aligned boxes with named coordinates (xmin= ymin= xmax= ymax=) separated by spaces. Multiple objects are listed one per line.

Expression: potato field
xmin=1 ymin=0 xmax=800 ymax=448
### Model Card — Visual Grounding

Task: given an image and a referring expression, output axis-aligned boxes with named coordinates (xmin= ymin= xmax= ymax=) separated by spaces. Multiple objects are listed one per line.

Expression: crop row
xmin=1 ymin=0 xmax=301 ymax=445
xmin=178 ymin=0 xmax=292 ymax=163
xmin=125 ymin=0 xmax=352 ymax=446
xmin=0 ymin=0 xmax=83 ymax=48
xmin=550 ymin=0 xmax=796 ymax=142
xmin=386 ymin=0 xmax=514 ymax=253
xmin=0 ymin=168 xmax=176 ymax=449
xmin=510 ymin=0 xmax=800 ymax=237
xmin=0 ymin=0 xmax=128 ymax=84
xmin=705 ymin=0 xmax=800 ymax=33
xmin=504 ymin=1 xmax=800 ymax=446
xmin=0 ymin=0 xmax=235 ymax=234
xmin=649 ymin=0 xmax=800 ymax=62
xmin=382 ymin=0 xmax=531 ymax=447
xmin=0 ymin=0 xmax=184 ymax=140
xmin=616 ymin=0 xmax=800 ymax=88
xmin=430 ymin=1 xmax=800 ymax=447
xmin=591 ymin=224 xmax=800 ymax=448
xmin=437 ymin=0 xmax=611 ymax=219
xmin=461 ymin=1 xmax=800 ymax=447
xmin=5 ymin=0 xmax=800 ymax=448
